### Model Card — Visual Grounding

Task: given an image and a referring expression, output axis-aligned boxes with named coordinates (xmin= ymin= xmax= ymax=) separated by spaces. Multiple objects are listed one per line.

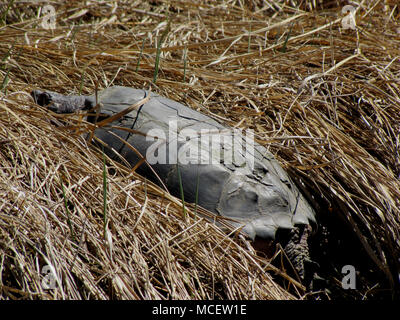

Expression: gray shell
xmin=32 ymin=86 xmax=316 ymax=240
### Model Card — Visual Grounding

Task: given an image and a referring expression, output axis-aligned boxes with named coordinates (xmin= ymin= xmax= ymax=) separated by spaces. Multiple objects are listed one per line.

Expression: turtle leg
xmin=31 ymin=90 xmax=88 ymax=113
xmin=283 ymin=224 xmax=313 ymax=280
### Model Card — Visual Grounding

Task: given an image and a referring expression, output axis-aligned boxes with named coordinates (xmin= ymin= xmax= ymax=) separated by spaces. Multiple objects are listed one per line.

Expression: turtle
xmin=31 ymin=86 xmax=317 ymax=280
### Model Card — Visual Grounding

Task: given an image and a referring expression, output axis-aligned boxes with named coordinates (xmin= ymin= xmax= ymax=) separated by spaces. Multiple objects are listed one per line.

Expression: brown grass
xmin=0 ymin=0 xmax=400 ymax=300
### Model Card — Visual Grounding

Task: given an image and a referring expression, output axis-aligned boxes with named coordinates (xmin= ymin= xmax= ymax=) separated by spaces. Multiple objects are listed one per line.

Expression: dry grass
xmin=0 ymin=0 xmax=400 ymax=299
xmin=0 ymin=95 xmax=294 ymax=299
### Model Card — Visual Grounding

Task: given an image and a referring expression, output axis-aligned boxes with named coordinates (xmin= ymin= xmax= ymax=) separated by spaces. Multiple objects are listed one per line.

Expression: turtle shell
xmin=32 ymin=86 xmax=316 ymax=240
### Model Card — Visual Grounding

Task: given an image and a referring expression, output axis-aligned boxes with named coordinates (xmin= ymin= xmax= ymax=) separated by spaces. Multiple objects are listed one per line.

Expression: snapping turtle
xmin=31 ymin=86 xmax=316 ymax=278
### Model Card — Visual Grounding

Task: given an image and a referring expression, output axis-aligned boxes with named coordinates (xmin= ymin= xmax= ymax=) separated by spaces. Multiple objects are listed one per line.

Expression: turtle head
xmin=31 ymin=90 xmax=53 ymax=108
xmin=31 ymin=89 xmax=88 ymax=113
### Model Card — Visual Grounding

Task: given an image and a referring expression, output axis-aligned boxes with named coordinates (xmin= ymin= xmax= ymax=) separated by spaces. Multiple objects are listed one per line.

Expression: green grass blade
xmin=248 ymin=22 xmax=251 ymax=53
xmin=60 ymin=176 xmax=76 ymax=242
xmin=153 ymin=37 xmax=162 ymax=84
xmin=153 ymin=18 xmax=171 ymax=84
xmin=0 ymin=0 xmax=15 ymax=26
xmin=0 ymin=41 xmax=16 ymax=93
xmin=176 ymin=162 xmax=186 ymax=218
xmin=280 ymin=23 xmax=293 ymax=53
xmin=183 ymin=44 xmax=188 ymax=83
xmin=0 ymin=69 xmax=9 ymax=93
xmin=194 ymin=168 xmax=200 ymax=217
xmin=102 ymin=145 xmax=108 ymax=239
xmin=79 ymin=68 xmax=85 ymax=95
xmin=136 ymin=38 xmax=146 ymax=72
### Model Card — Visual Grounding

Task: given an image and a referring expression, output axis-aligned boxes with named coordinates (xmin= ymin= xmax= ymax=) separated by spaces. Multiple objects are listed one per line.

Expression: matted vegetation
xmin=0 ymin=0 xmax=399 ymax=300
